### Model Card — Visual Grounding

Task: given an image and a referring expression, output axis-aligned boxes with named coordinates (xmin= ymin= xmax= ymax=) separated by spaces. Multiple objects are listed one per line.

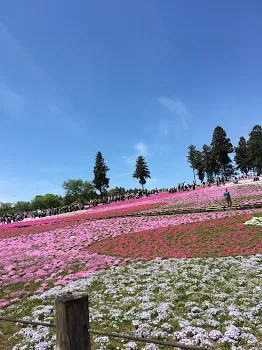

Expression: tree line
xmin=187 ymin=125 xmax=262 ymax=183
xmin=0 ymin=153 xmax=151 ymax=215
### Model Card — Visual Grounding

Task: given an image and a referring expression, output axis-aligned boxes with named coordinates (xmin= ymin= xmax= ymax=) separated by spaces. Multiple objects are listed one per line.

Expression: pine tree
xmin=234 ymin=137 xmax=251 ymax=176
xmin=248 ymin=125 xmax=262 ymax=174
xmin=133 ymin=156 xmax=151 ymax=190
xmin=211 ymin=126 xmax=233 ymax=177
xmin=93 ymin=152 xmax=110 ymax=200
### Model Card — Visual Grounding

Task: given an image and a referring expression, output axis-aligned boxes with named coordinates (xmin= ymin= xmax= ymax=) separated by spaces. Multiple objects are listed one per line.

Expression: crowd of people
xmin=0 ymin=204 xmax=85 ymax=225
xmin=0 ymin=213 xmax=26 ymax=225
xmin=31 ymin=203 xmax=85 ymax=218
xmin=100 ymin=188 xmax=162 ymax=205
xmin=168 ymin=181 xmax=197 ymax=193
xmin=0 ymin=189 xmax=168 ymax=224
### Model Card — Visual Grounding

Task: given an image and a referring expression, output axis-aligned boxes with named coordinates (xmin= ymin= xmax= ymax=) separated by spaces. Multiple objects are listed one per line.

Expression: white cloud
xmin=123 ymin=142 xmax=149 ymax=165
xmin=158 ymin=97 xmax=189 ymax=130
xmin=135 ymin=142 xmax=148 ymax=156
xmin=144 ymin=119 xmax=171 ymax=154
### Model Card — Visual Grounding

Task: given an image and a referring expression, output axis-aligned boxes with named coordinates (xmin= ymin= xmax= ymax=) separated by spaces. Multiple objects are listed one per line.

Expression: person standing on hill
xmin=223 ymin=188 xmax=232 ymax=207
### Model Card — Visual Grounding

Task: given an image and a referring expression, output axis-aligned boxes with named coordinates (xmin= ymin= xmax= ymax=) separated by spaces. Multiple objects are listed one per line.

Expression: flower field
xmin=5 ymin=256 xmax=262 ymax=349
xmin=1 ymin=182 xmax=262 ymax=349
xmin=88 ymin=213 xmax=262 ymax=259
xmin=142 ymin=183 xmax=262 ymax=213
xmin=0 ymin=202 xmax=163 ymax=239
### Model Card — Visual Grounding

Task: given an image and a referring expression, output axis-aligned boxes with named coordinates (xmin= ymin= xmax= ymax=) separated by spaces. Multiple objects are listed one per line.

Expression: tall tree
xmin=93 ymin=152 xmax=110 ymax=200
xmin=133 ymin=156 xmax=151 ymax=190
xmin=187 ymin=145 xmax=205 ymax=182
xmin=234 ymin=136 xmax=252 ymax=176
xmin=248 ymin=125 xmax=262 ymax=174
xmin=211 ymin=126 xmax=233 ymax=176
xmin=195 ymin=151 xmax=205 ymax=181
xmin=187 ymin=145 xmax=197 ymax=182
xmin=202 ymin=144 xmax=215 ymax=183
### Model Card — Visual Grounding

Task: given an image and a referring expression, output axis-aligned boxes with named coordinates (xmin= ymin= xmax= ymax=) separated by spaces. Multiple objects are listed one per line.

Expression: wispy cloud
xmin=110 ymin=172 xmax=132 ymax=179
xmin=134 ymin=142 xmax=148 ymax=156
xmin=123 ymin=142 xmax=149 ymax=165
xmin=158 ymin=97 xmax=189 ymax=130
xmin=122 ymin=156 xmax=136 ymax=165
xmin=144 ymin=119 xmax=171 ymax=154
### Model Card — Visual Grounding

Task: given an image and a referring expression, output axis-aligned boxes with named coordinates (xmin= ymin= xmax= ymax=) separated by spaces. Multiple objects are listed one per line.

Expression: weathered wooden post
xmin=56 ymin=293 xmax=91 ymax=350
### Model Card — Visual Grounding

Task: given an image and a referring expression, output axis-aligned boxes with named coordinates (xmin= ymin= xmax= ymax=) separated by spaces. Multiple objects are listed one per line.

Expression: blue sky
xmin=0 ymin=0 xmax=262 ymax=202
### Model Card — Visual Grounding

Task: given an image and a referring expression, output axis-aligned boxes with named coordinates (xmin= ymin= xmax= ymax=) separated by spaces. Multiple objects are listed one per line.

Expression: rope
xmin=0 ymin=317 xmax=212 ymax=349
xmin=0 ymin=316 xmax=55 ymax=328
xmin=90 ymin=329 xmax=212 ymax=349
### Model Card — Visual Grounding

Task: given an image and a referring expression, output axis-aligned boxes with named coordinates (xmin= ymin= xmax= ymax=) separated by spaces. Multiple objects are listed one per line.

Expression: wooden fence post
xmin=56 ymin=293 xmax=91 ymax=350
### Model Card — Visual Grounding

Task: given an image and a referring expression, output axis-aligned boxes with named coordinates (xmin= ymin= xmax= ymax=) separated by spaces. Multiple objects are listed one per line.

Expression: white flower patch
xmin=209 ymin=330 xmax=223 ymax=340
xmin=139 ymin=311 xmax=152 ymax=320
xmin=94 ymin=336 xmax=110 ymax=344
xmin=141 ymin=344 xmax=160 ymax=350
xmin=161 ymin=322 xmax=172 ymax=331
xmin=224 ymin=325 xmax=241 ymax=340
xmin=7 ymin=255 xmax=262 ymax=349
xmin=135 ymin=323 xmax=151 ymax=338
xmin=13 ymin=326 xmax=53 ymax=350
xmin=32 ymin=305 xmax=54 ymax=320
xmin=124 ymin=341 xmax=138 ymax=350
xmin=244 ymin=216 xmax=262 ymax=226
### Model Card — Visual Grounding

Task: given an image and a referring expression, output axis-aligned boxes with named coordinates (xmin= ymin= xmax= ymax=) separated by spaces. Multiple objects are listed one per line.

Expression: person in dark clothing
xmin=223 ymin=188 xmax=232 ymax=207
